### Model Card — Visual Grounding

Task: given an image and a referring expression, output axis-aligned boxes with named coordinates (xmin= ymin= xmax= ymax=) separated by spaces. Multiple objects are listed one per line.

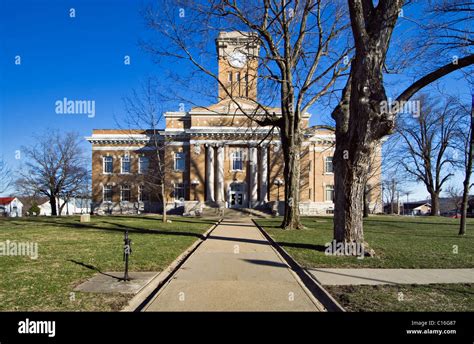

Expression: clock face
xmin=228 ymin=51 xmax=247 ymax=68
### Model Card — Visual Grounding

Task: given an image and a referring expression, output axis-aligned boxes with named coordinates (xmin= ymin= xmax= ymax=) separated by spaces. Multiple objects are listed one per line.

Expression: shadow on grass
xmin=112 ymin=215 xmax=216 ymax=226
xmin=365 ymin=229 xmax=471 ymax=239
xmin=14 ymin=218 xmax=205 ymax=239
xmin=366 ymin=218 xmax=474 ymax=228
xmin=277 ymin=242 xmax=327 ymax=252
xmin=68 ymin=259 xmax=124 ymax=281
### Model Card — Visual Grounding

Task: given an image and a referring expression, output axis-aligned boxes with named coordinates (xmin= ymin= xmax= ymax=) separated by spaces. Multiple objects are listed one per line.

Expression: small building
xmin=405 ymin=202 xmax=431 ymax=216
xmin=0 ymin=197 xmax=23 ymax=217
xmin=39 ymin=198 xmax=91 ymax=216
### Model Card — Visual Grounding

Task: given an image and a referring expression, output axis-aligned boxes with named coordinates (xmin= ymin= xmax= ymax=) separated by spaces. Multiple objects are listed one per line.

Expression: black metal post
xmin=123 ymin=230 xmax=132 ymax=281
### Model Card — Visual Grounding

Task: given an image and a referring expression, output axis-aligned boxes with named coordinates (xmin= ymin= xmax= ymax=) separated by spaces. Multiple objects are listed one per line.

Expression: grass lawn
xmin=325 ymin=284 xmax=474 ymax=312
xmin=0 ymin=215 xmax=215 ymax=311
xmin=255 ymin=216 xmax=474 ymax=269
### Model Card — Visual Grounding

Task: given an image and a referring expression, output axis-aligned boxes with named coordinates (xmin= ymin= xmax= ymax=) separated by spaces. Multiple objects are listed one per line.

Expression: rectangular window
xmin=231 ymin=150 xmax=244 ymax=171
xmin=103 ymin=185 xmax=113 ymax=202
xmin=121 ymin=185 xmax=131 ymax=202
xmin=174 ymin=152 xmax=185 ymax=171
xmin=325 ymin=156 xmax=334 ymax=174
xmin=325 ymin=185 xmax=334 ymax=202
xmin=103 ymin=156 xmax=113 ymax=174
xmin=121 ymin=155 xmax=131 ymax=174
xmin=138 ymin=185 xmax=149 ymax=202
xmin=227 ymin=72 xmax=232 ymax=83
xmin=139 ymin=156 xmax=149 ymax=174
xmin=174 ymin=183 xmax=186 ymax=201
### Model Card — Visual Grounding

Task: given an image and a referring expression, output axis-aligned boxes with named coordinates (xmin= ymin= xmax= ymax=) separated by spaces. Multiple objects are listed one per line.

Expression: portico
xmin=204 ymin=143 xmax=269 ymax=208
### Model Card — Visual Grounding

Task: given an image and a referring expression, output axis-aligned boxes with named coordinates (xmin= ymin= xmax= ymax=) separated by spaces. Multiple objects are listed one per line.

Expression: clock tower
xmin=216 ymin=31 xmax=260 ymax=101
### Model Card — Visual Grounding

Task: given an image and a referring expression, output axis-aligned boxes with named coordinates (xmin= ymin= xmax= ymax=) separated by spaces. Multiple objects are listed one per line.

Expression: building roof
xmin=0 ymin=197 xmax=16 ymax=205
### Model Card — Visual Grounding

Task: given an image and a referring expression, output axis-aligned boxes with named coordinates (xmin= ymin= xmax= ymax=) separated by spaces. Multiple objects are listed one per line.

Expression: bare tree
xmin=382 ymin=178 xmax=403 ymax=215
xmin=445 ymin=184 xmax=463 ymax=216
xmin=120 ymin=78 xmax=173 ymax=222
xmin=15 ymin=131 xmax=89 ymax=216
xmin=0 ymin=159 xmax=12 ymax=195
xmin=140 ymin=0 xmax=352 ymax=229
xmin=394 ymin=94 xmax=462 ymax=216
xmin=331 ymin=0 xmax=474 ymax=244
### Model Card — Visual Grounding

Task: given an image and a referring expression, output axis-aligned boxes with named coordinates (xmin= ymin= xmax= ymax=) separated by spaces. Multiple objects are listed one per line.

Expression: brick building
xmin=86 ymin=31 xmax=382 ymax=216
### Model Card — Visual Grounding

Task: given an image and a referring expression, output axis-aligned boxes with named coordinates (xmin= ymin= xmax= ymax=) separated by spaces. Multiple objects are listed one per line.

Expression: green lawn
xmin=325 ymin=284 xmax=474 ymax=312
xmin=0 ymin=215 xmax=215 ymax=311
xmin=255 ymin=216 xmax=474 ymax=268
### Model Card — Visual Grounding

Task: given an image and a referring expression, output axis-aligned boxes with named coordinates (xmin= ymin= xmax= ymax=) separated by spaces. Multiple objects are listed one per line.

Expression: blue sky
xmin=0 ymin=0 xmax=156 ymax=168
xmin=0 ymin=0 xmax=472 ymax=200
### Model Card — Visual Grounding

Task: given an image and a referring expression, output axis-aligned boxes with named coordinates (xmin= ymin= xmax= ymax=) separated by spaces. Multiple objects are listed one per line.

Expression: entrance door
xmin=229 ymin=183 xmax=246 ymax=208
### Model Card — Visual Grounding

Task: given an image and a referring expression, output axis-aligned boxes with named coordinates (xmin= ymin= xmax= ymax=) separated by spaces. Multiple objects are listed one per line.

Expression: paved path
xmin=143 ymin=218 xmax=324 ymax=311
xmin=308 ymin=268 xmax=474 ymax=286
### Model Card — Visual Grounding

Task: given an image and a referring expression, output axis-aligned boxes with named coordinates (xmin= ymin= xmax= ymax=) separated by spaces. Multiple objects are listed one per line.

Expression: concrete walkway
xmin=308 ymin=268 xmax=474 ymax=286
xmin=143 ymin=218 xmax=324 ymax=311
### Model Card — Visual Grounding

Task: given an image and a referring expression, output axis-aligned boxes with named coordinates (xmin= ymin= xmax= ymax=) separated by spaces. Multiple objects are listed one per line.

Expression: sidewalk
xmin=307 ymin=268 xmax=474 ymax=286
xmin=143 ymin=218 xmax=324 ymax=311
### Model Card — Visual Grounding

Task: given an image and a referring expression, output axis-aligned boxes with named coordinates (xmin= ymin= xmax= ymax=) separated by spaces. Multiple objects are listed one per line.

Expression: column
xmin=206 ymin=145 xmax=215 ymax=202
xmin=216 ymin=145 xmax=225 ymax=204
xmin=249 ymin=146 xmax=258 ymax=207
xmin=259 ymin=146 xmax=268 ymax=202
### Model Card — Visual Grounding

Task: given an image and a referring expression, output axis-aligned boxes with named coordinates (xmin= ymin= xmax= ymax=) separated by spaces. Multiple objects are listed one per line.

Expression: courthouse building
xmin=86 ymin=31 xmax=382 ymax=216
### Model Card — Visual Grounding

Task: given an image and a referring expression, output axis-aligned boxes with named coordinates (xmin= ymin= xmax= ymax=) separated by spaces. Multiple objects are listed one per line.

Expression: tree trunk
xmin=333 ymin=140 xmax=371 ymax=242
xmin=430 ymin=192 xmax=440 ymax=216
xmin=460 ymin=99 xmax=474 ymax=235
xmin=50 ymin=195 xmax=57 ymax=216
xmin=279 ymin=93 xmax=303 ymax=230
xmin=161 ymin=183 xmax=167 ymax=223
xmin=363 ymin=188 xmax=369 ymax=218
xmin=333 ymin=52 xmax=385 ymax=243
xmin=280 ymin=136 xmax=302 ymax=229
xmin=460 ymin=187 xmax=469 ymax=235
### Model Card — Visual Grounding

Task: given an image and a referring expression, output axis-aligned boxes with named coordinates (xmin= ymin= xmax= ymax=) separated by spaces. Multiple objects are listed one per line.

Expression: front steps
xmin=200 ymin=207 xmax=271 ymax=219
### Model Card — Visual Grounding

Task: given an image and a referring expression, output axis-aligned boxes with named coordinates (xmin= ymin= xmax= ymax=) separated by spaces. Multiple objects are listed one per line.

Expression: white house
xmin=0 ymin=197 xmax=23 ymax=217
xmin=39 ymin=198 xmax=91 ymax=216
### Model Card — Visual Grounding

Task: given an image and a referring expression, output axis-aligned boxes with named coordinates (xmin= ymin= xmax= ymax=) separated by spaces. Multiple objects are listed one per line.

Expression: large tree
xmin=16 ymin=131 xmax=89 ymax=216
xmin=394 ymin=94 xmax=461 ymax=216
xmin=331 ymin=0 xmax=474 ymax=243
xmin=141 ymin=0 xmax=352 ymax=229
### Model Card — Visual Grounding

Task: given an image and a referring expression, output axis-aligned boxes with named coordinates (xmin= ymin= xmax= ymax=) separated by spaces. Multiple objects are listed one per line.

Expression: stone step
xmin=200 ymin=207 xmax=271 ymax=218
